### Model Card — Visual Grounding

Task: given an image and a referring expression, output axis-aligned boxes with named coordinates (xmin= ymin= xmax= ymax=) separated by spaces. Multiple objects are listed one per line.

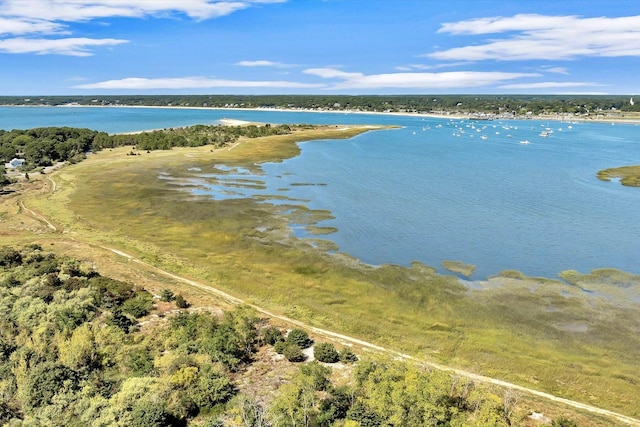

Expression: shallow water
xmin=2 ymin=106 xmax=639 ymax=279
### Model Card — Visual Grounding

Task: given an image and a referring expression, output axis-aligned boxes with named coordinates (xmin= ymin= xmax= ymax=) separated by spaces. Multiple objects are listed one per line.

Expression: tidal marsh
xmin=597 ymin=165 xmax=640 ymax=187
xmin=19 ymin=126 xmax=640 ymax=418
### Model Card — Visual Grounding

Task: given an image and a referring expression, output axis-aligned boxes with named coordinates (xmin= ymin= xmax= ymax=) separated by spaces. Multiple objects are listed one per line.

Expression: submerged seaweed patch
xmin=441 ymin=260 xmax=476 ymax=277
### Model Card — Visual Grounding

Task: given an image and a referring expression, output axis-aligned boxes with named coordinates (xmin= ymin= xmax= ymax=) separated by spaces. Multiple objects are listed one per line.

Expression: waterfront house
xmin=6 ymin=158 xmax=25 ymax=169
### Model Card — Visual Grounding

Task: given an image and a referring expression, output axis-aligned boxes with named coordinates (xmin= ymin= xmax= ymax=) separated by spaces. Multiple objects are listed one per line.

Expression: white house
xmin=5 ymin=158 xmax=25 ymax=169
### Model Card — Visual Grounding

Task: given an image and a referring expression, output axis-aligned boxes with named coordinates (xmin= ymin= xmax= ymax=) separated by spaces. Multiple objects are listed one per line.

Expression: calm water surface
xmin=2 ymin=106 xmax=639 ymax=279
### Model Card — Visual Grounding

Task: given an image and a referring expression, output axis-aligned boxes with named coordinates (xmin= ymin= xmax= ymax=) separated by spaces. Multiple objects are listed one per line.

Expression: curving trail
xmin=21 ymin=175 xmax=640 ymax=426
xmin=97 ymin=242 xmax=640 ymax=426
xmin=18 ymin=199 xmax=57 ymax=232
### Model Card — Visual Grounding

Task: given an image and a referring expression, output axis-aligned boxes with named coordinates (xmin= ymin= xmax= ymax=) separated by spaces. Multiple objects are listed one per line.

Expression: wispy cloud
xmin=0 ymin=0 xmax=286 ymax=55
xmin=304 ymin=67 xmax=539 ymax=90
xmin=0 ymin=0 xmax=286 ymax=22
xmin=0 ymin=17 xmax=66 ymax=36
xmin=395 ymin=62 xmax=470 ymax=71
xmin=235 ymin=60 xmax=298 ymax=68
xmin=539 ymin=66 xmax=569 ymax=75
xmin=73 ymin=76 xmax=324 ymax=90
xmin=0 ymin=37 xmax=127 ymax=56
xmin=428 ymin=14 xmax=640 ymax=61
xmin=499 ymin=81 xmax=604 ymax=90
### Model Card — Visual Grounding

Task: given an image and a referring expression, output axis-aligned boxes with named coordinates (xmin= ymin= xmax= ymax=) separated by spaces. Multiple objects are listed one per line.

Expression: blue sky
xmin=1 ymin=0 xmax=639 ymax=95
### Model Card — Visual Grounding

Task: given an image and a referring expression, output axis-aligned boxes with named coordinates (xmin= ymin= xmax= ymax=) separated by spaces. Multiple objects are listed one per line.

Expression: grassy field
xmin=7 ymin=125 xmax=640 ymax=422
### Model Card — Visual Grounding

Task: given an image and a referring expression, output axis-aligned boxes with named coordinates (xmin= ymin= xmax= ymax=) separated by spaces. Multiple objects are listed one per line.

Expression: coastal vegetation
xmin=0 ymin=124 xmax=313 ymax=170
xmin=0 ymin=244 xmax=590 ymax=426
xmin=1 ymin=124 xmax=639 ymax=424
xmin=597 ymin=165 xmax=640 ymax=187
xmin=1 ymin=94 xmax=640 ymax=117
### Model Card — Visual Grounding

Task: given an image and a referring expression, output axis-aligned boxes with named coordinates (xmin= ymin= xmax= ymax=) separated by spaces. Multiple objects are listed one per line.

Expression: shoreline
xmin=115 ymin=117 xmax=255 ymax=135
xmin=4 ymin=102 xmax=640 ymax=125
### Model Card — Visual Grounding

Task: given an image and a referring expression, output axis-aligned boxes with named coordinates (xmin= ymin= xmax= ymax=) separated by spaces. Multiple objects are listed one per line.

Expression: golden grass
xmin=8 ymin=125 xmax=640 ymax=420
xmin=597 ymin=165 xmax=640 ymax=187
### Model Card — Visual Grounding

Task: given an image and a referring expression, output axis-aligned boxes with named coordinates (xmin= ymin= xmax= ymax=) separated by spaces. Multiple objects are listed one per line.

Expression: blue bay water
xmin=2 ymin=106 xmax=639 ymax=279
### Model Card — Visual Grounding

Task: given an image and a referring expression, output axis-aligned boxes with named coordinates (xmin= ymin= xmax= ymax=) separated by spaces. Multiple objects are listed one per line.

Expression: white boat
xmin=519 ymin=140 xmax=530 ymax=145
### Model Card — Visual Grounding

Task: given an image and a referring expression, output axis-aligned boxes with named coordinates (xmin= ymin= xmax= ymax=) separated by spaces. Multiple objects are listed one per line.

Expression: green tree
xmin=126 ymin=347 xmax=155 ymax=376
xmin=283 ymin=343 xmax=305 ymax=362
xmin=160 ymin=288 xmax=175 ymax=302
xmin=129 ymin=400 xmax=176 ymax=427
xmin=19 ymin=362 xmax=78 ymax=410
xmin=0 ymin=167 xmax=11 ymax=190
xmin=57 ymin=323 xmax=98 ymax=371
xmin=286 ymin=328 xmax=312 ymax=349
xmin=314 ymin=342 xmax=339 ymax=363
xmin=175 ymin=294 xmax=189 ymax=308
xmin=121 ymin=292 xmax=154 ymax=318
xmin=338 ymin=347 xmax=358 ymax=363
xmin=552 ymin=416 xmax=578 ymax=427
xmin=262 ymin=326 xmax=283 ymax=345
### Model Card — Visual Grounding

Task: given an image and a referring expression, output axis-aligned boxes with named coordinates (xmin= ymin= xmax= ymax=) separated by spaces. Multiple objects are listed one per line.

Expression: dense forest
xmin=0 ymin=124 xmax=306 ymax=180
xmin=0 ymin=245 xmax=579 ymax=426
xmin=1 ymin=95 xmax=638 ymax=115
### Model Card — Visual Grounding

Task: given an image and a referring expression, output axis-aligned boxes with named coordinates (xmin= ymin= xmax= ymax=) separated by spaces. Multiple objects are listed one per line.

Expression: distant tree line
xmin=98 ymin=123 xmax=297 ymax=151
xmin=2 ymin=94 xmax=639 ymax=114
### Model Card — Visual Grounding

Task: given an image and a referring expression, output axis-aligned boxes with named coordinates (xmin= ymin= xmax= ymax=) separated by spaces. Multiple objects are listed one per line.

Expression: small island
xmin=597 ymin=165 xmax=640 ymax=187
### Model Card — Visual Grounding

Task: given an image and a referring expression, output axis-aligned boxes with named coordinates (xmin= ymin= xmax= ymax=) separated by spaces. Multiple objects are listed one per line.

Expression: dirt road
xmin=18 ymin=176 xmax=640 ymax=426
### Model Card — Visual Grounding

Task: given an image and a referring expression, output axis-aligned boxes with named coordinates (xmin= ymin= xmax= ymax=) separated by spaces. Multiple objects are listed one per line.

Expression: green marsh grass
xmin=597 ymin=165 xmax=640 ymax=187
xmin=22 ymin=126 xmax=640 ymax=418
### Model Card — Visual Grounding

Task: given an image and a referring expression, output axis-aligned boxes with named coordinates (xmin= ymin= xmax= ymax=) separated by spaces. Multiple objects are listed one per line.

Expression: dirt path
xmin=18 ymin=199 xmax=57 ymax=232
xmin=21 ymin=175 xmax=640 ymax=426
xmin=101 ymin=244 xmax=640 ymax=426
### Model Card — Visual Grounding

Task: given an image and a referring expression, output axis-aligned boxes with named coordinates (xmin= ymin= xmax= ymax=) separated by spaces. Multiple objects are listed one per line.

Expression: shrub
xmin=175 ymin=294 xmax=189 ymax=309
xmin=274 ymin=341 xmax=287 ymax=354
xmin=552 ymin=416 xmax=578 ymax=427
xmin=282 ymin=343 xmax=305 ymax=362
xmin=286 ymin=328 xmax=312 ymax=349
xmin=262 ymin=326 xmax=283 ymax=345
xmin=159 ymin=289 xmax=175 ymax=302
xmin=338 ymin=347 xmax=358 ymax=363
xmin=314 ymin=342 xmax=339 ymax=363
xmin=129 ymin=400 xmax=173 ymax=427
xmin=121 ymin=292 xmax=154 ymax=318
xmin=0 ymin=247 xmax=22 ymax=268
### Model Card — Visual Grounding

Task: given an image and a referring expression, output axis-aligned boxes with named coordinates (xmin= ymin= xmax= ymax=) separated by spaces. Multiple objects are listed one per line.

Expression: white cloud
xmin=0 ymin=0 xmax=286 ymax=22
xmin=0 ymin=0 xmax=285 ymax=55
xmin=499 ymin=81 xmax=604 ymax=90
xmin=304 ymin=67 xmax=539 ymax=90
xmin=395 ymin=62 xmax=470 ymax=71
xmin=304 ymin=68 xmax=363 ymax=79
xmin=540 ymin=66 xmax=569 ymax=75
xmin=0 ymin=37 xmax=128 ymax=56
xmin=235 ymin=60 xmax=297 ymax=68
xmin=0 ymin=17 xmax=66 ymax=36
xmin=73 ymin=76 xmax=324 ymax=89
xmin=428 ymin=14 xmax=640 ymax=61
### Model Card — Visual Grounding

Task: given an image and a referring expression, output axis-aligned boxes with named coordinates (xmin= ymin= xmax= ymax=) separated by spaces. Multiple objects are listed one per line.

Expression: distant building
xmin=5 ymin=158 xmax=25 ymax=169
